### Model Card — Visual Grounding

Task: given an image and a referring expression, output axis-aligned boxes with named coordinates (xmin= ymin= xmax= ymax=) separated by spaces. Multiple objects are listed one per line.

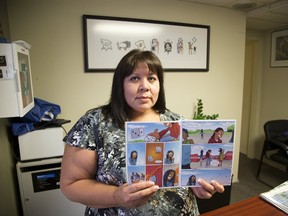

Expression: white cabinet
xmin=0 ymin=42 xmax=34 ymax=117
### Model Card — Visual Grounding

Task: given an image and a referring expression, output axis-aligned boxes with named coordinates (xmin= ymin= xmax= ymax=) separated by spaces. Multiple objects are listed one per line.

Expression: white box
xmin=18 ymin=127 xmax=64 ymax=161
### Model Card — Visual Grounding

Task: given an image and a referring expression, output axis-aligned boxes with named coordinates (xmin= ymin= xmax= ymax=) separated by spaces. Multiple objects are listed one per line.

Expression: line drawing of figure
xmin=151 ymin=38 xmax=159 ymax=53
xmin=188 ymin=41 xmax=193 ymax=55
xmin=177 ymin=37 xmax=184 ymax=54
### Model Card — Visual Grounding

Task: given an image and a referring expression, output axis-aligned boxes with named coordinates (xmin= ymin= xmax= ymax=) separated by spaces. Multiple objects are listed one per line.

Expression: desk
xmin=201 ymin=196 xmax=286 ymax=216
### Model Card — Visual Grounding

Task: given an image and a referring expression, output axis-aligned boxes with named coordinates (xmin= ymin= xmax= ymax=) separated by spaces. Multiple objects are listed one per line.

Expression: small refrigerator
xmin=16 ymin=158 xmax=86 ymax=216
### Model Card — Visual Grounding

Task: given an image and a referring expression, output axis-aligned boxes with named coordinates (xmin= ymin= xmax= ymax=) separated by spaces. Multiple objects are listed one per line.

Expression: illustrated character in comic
xmin=208 ymin=127 xmax=224 ymax=143
xmin=131 ymin=172 xmax=141 ymax=183
xmin=205 ymin=149 xmax=212 ymax=167
xmin=147 ymin=122 xmax=180 ymax=142
xmin=187 ymin=175 xmax=196 ymax=186
xmin=218 ymin=148 xmax=225 ymax=167
xmin=164 ymin=150 xmax=174 ymax=164
xmin=182 ymin=128 xmax=194 ymax=144
xmin=199 ymin=149 xmax=204 ymax=167
xmin=200 ymin=129 xmax=204 ymax=139
xmin=129 ymin=150 xmax=138 ymax=165
xmin=163 ymin=170 xmax=176 ymax=187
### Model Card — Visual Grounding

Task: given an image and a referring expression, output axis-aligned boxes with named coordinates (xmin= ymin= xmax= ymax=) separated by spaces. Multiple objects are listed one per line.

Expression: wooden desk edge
xmin=200 ymin=196 xmax=287 ymax=216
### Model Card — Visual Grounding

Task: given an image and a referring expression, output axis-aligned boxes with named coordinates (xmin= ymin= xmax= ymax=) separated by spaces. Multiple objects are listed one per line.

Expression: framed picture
xmin=83 ymin=15 xmax=210 ymax=72
xmin=270 ymin=29 xmax=288 ymax=67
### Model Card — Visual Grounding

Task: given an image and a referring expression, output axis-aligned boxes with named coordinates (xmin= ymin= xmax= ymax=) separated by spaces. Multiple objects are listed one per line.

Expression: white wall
xmin=2 ymin=0 xmax=246 ymax=214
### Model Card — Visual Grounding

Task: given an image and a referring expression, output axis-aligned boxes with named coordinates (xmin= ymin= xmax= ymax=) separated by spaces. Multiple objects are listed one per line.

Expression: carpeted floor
xmin=230 ymin=153 xmax=287 ymax=204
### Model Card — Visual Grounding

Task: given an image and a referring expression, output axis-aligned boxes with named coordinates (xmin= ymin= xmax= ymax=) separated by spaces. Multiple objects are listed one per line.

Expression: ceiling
xmin=177 ymin=0 xmax=288 ymax=31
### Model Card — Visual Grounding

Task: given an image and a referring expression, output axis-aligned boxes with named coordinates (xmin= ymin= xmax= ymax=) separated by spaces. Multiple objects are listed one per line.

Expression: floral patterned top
xmin=63 ymin=108 xmax=199 ymax=216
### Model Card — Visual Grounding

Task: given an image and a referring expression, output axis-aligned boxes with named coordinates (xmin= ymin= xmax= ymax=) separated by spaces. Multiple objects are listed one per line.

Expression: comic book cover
xmin=126 ymin=120 xmax=236 ymax=188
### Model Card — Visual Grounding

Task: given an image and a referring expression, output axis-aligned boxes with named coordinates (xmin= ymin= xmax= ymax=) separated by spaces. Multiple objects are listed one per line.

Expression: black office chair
xmin=256 ymin=119 xmax=288 ymax=187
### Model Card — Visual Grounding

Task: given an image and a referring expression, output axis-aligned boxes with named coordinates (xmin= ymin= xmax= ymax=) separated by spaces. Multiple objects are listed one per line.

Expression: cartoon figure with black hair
xmin=164 ymin=150 xmax=174 ymax=164
xmin=163 ymin=170 xmax=176 ymax=187
xmin=199 ymin=149 xmax=204 ymax=167
xmin=129 ymin=150 xmax=138 ymax=165
xmin=187 ymin=175 xmax=196 ymax=186
xmin=218 ymin=148 xmax=225 ymax=167
xmin=205 ymin=149 xmax=212 ymax=167
xmin=208 ymin=127 xmax=224 ymax=143
xmin=182 ymin=128 xmax=194 ymax=144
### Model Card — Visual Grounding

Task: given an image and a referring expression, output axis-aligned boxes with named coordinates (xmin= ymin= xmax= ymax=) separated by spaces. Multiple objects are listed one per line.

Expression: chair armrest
xmin=269 ymin=139 xmax=288 ymax=156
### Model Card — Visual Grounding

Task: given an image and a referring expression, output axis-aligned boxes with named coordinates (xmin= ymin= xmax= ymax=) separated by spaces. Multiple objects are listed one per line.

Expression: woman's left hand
xmin=191 ymin=179 xmax=225 ymax=199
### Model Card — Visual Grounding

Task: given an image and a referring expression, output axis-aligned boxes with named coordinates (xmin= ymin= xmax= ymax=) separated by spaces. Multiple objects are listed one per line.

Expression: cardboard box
xmin=18 ymin=127 xmax=64 ymax=161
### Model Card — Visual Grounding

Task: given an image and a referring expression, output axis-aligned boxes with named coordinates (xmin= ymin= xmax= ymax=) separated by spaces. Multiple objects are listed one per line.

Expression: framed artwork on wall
xmin=270 ymin=29 xmax=288 ymax=67
xmin=83 ymin=15 xmax=210 ymax=72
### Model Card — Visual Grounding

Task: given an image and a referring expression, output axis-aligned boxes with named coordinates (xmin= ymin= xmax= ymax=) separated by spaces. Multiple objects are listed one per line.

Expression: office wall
xmin=0 ymin=119 xmax=20 ymax=216
xmin=3 ymin=0 xmax=246 ymax=214
xmin=0 ymin=1 xmax=20 ymax=215
xmin=244 ymin=29 xmax=288 ymax=171
xmin=259 ymin=29 xmax=288 ymax=170
xmin=261 ymin=30 xmax=288 ymax=123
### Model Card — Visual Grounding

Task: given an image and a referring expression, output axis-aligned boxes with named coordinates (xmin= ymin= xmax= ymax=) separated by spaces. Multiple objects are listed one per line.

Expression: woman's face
xmin=123 ymin=61 xmax=160 ymax=115
xmin=167 ymin=171 xmax=174 ymax=180
xmin=168 ymin=151 xmax=174 ymax=158
xmin=132 ymin=152 xmax=137 ymax=159
xmin=216 ymin=130 xmax=224 ymax=138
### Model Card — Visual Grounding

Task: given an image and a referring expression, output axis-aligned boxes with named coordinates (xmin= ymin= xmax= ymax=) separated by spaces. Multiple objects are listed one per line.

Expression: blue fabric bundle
xmin=12 ymin=98 xmax=61 ymax=136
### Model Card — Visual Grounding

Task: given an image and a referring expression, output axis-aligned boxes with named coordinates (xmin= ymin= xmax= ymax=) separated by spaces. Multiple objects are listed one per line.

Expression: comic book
xmin=125 ymin=120 xmax=236 ymax=188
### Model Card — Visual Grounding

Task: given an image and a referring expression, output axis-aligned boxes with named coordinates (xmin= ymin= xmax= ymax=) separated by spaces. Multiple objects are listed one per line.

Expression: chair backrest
xmin=264 ymin=119 xmax=288 ymax=150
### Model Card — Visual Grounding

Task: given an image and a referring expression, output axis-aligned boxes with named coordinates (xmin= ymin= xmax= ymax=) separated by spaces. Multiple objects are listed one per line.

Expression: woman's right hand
xmin=61 ymin=145 xmax=159 ymax=208
xmin=114 ymin=181 xmax=159 ymax=208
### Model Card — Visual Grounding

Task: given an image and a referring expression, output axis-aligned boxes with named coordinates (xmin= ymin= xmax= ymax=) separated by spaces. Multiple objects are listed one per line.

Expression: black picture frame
xmin=83 ymin=15 xmax=210 ymax=72
xmin=270 ymin=29 xmax=288 ymax=68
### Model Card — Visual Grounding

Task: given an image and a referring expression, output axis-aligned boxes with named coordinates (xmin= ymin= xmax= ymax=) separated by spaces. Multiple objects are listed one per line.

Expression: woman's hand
xmin=114 ymin=181 xmax=159 ymax=208
xmin=192 ymin=179 xmax=225 ymax=199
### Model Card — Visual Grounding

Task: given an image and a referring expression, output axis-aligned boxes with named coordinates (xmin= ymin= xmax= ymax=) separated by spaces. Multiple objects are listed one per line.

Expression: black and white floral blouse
xmin=63 ymin=108 xmax=199 ymax=216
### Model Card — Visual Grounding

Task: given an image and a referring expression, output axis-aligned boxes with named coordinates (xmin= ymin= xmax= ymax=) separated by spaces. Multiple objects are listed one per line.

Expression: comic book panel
xmin=146 ymin=165 xmax=163 ymax=187
xmin=127 ymin=142 xmax=146 ymax=166
xmin=127 ymin=166 xmax=146 ymax=184
xmin=163 ymin=165 xmax=179 ymax=187
xmin=146 ymin=142 xmax=164 ymax=164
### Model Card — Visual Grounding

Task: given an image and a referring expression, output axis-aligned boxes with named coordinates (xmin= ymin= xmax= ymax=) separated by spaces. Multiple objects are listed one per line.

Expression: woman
xmin=164 ymin=150 xmax=175 ymax=164
xmin=129 ymin=150 xmax=138 ymax=165
xmin=163 ymin=170 xmax=176 ymax=187
xmin=205 ymin=150 xmax=212 ymax=167
xmin=208 ymin=127 xmax=224 ymax=143
xmin=182 ymin=128 xmax=194 ymax=144
xmin=60 ymin=49 xmax=224 ymax=216
xmin=187 ymin=175 xmax=197 ymax=186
